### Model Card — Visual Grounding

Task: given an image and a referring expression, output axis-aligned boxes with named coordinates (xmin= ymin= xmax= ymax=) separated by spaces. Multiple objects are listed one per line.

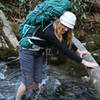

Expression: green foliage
xmin=0 ymin=0 xmax=40 ymax=18
xmin=19 ymin=0 xmax=25 ymax=3
xmin=0 ymin=1 xmax=19 ymax=15
xmin=0 ymin=2 xmax=5 ymax=9
xmin=1 ymin=0 xmax=90 ymax=19
xmin=72 ymin=0 xmax=89 ymax=19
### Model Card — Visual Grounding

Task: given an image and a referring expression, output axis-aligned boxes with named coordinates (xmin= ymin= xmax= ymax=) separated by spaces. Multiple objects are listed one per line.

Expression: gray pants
xmin=19 ymin=47 xmax=43 ymax=89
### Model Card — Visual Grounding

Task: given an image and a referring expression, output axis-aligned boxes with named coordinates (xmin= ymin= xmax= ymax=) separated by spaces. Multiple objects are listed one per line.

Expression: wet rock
xmin=92 ymin=49 xmax=100 ymax=64
xmin=10 ymin=23 xmax=19 ymax=40
xmin=0 ymin=10 xmax=19 ymax=48
xmin=83 ymin=34 xmax=100 ymax=51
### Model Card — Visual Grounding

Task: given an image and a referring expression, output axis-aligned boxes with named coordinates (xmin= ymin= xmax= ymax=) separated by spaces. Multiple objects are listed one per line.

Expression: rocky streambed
xmin=0 ymin=60 xmax=100 ymax=100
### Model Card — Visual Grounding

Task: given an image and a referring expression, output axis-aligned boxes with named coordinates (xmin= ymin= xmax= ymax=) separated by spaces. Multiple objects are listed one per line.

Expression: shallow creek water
xmin=0 ymin=60 xmax=100 ymax=100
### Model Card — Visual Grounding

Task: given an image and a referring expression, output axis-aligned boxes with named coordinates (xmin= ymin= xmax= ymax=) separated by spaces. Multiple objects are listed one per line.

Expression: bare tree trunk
xmin=72 ymin=36 xmax=100 ymax=97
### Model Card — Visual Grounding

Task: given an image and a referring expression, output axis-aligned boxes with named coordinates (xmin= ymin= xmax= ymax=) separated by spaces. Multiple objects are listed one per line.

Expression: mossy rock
xmin=85 ymin=42 xmax=97 ymax=52
xmin=85 ymin=34 xmax=100 ymax=44
xmin=84 ymin=34 xmax=100 ymax=51
xmin=11 ymin=23 xmax=19 ymax=40
xmin=0 ymin=47 xmax=18 ymax=61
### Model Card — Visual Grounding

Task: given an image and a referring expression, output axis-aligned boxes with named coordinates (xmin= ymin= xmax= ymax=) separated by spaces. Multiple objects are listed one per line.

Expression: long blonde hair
xmin=54 ymin=19 xmax=72 ymax=47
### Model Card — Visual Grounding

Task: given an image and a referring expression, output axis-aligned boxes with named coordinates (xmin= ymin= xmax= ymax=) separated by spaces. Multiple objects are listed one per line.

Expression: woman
xmin=15 ymin=11 xmax=98 ymax=100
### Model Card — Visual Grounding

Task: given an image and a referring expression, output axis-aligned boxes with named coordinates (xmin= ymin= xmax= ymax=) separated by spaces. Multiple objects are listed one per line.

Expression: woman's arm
xmin=44 ymin=26 xmax=98 ymax=68
xmin=71 ymin=43 xmax=78 ymax=51
xmin=45 ymin=31 xmax=98 ymax=68
xmin=45 ymin=31 xmax=82 ymax=63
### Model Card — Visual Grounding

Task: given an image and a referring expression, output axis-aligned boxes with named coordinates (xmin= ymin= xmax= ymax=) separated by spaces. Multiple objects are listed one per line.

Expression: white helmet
xmin=60 ymin=11 xmax=77 ymax=29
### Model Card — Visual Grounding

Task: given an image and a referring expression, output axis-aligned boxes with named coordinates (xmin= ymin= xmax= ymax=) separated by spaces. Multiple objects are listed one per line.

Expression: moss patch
xmin=11 ymin=23 xmax=19 ymax=40
xmin=84 ymin=34 xmax=100 ymax=51
xmin=85 ymin=34 xmax=100 ymax=43
xmin=0 ymin=47 xmax=18 ymax=61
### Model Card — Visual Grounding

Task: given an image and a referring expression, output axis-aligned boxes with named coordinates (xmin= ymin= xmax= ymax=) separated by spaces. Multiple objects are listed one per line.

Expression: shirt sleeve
xmin=71 ymin=43 xmax=78 ymax=51
xmin=45 ymin=31 xmax=82 ymax=63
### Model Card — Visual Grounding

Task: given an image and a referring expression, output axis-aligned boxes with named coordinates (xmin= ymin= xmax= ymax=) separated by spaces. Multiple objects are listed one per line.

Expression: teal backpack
xmin=19 ymin=0 xmax=72 ymax=49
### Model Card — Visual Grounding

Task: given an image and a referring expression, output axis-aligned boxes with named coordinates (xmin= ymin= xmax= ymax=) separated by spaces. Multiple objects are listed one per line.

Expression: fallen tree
xmin=72 ymin=36 xmax=100 ymax=97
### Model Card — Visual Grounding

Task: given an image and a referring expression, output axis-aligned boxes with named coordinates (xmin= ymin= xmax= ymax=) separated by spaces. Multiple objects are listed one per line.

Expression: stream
xmin=0 ymin=60 xmax=100 ymax=100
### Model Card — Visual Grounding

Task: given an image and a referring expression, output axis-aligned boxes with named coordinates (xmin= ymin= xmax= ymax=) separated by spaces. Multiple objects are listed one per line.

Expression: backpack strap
xmin=42 ymin=22 xmax=54 ymax=32
xmin=32 ymin=25 xmax=41 ymax=36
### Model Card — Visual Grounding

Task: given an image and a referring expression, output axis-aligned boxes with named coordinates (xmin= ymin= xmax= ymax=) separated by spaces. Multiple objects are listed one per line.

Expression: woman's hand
xmin=81 ymin=59 xmax=99 ymax=68
xmin=76 ymin=49 xmax=91 ymax=58
xmin=77 ymin=49 xmax=99 ymax=68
